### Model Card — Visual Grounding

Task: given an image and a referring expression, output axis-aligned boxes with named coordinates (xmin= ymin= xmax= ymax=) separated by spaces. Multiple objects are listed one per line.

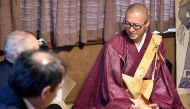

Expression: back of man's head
xmin=9 ymin=49 xmax=66 ymax=98
xmin=4 ymin=30 xmax=39 ymax=63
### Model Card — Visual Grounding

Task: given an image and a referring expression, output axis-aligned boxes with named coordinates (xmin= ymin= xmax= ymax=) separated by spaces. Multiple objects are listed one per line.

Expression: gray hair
xmin=4 ymin=30 xmax=39 ymax=63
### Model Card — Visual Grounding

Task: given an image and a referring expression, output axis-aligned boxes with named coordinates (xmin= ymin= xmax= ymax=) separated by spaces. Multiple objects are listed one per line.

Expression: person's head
xmin=123 ymin=3 xmax=150 ymax=44
xmin=4 ymin=30 xmax=39 ymax=63
xmin=9 ymin=49 xmax=66 ymax=109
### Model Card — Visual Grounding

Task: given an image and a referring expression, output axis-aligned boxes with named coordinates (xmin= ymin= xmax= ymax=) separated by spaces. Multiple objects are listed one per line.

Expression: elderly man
xmin=73 ymin=3 xmax=184 ymax=109
xmin=0 ymin=50 xmax=66 ymax=109
xmin=0 ymin=30 xmax=39 ymax=86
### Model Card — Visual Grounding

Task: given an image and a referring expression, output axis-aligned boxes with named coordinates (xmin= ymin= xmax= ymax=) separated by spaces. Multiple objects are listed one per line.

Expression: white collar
xmin=135 ymin=32 xmax=147 ymax=52
xmin=23 ymin=98 xmax=35 ymax=109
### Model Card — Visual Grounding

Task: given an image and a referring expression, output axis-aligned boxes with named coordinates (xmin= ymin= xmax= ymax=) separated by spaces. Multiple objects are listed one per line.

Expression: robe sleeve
xmin=101 ymin=44 xmax=133 ymax=109
xmin=150 ymin=40 xmax=185 ymax=109
xmin=72 ymin=44 xmax=133 ymax=109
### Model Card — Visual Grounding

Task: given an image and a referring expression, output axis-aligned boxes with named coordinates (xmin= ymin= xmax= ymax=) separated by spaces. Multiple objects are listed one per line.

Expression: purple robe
xmin=72 ymin=31 xmax=184 ymax=109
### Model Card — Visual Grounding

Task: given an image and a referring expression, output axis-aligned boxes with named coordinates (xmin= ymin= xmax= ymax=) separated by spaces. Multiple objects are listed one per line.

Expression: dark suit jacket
xmin=0 ymin=86 xmax=27 ymax=109
xmin=0 ymin=59 xmax=13 ymax=86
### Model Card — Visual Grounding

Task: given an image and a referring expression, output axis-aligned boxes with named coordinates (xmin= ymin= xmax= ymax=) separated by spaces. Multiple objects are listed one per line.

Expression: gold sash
xmin=122 ymin=34 xmax=162 ymax=108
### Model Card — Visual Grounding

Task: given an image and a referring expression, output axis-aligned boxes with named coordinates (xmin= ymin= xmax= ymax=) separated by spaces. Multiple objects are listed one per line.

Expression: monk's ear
xmin=41 ymin=85 xmax=51 ymax=100
xmin=145 ymin=18 xmax=150 ymax=28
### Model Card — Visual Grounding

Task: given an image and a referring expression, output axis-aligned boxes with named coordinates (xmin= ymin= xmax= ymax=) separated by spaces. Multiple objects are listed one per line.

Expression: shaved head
xmin=124 ymin=3 xmax=150 ymax=44
xmin=126 ymin=3 xmax=148 ymax=20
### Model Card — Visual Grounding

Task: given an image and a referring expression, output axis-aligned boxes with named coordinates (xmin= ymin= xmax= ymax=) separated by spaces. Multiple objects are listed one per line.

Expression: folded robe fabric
xmin=72 ymin=30 xmax=185 ymax=109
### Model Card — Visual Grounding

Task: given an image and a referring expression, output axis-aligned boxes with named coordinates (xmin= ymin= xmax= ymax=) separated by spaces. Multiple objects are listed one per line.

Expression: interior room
xmin=0 ymin=0 xmax=190 ymax=109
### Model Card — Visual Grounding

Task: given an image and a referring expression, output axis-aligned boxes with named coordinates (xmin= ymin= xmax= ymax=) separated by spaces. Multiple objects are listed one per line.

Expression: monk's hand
xmin=148 ymin=103 xmax=159 ymax=109
xmin=129 ymin=104 xmax=139 ymax=109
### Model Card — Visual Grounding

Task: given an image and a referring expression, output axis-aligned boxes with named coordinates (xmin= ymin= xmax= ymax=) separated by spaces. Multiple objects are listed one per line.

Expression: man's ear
xmin=41 ymin=85 xmax=51 ymax=100
xmin=59 ymin=80 xmax=64 ymax=88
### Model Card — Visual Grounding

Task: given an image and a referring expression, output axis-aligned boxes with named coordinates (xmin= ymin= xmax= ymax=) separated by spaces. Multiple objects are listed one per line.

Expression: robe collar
xmin=125 ymin=31 xmax=152 ymax=77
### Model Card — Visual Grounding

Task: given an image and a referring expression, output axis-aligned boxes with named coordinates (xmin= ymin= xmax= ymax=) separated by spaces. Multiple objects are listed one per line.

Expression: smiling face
xmin=124 ymin=4 xmax=150 ymax=45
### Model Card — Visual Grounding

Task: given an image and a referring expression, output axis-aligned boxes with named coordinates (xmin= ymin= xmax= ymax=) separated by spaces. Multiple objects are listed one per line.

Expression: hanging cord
xmin=152 ymin=48 xmax=159 ymax=81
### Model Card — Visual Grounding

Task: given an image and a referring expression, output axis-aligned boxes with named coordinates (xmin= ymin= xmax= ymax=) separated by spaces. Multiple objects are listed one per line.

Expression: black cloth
xmin=0 ymin=59 xmax=13 ymax=86
xmin=0 ymin=86 xmax=27 ymax=109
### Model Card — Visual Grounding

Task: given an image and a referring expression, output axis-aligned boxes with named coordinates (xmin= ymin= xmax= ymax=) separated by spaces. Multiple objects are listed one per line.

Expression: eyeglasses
xmin=122 ymin=18 xmax=148 ymax=31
